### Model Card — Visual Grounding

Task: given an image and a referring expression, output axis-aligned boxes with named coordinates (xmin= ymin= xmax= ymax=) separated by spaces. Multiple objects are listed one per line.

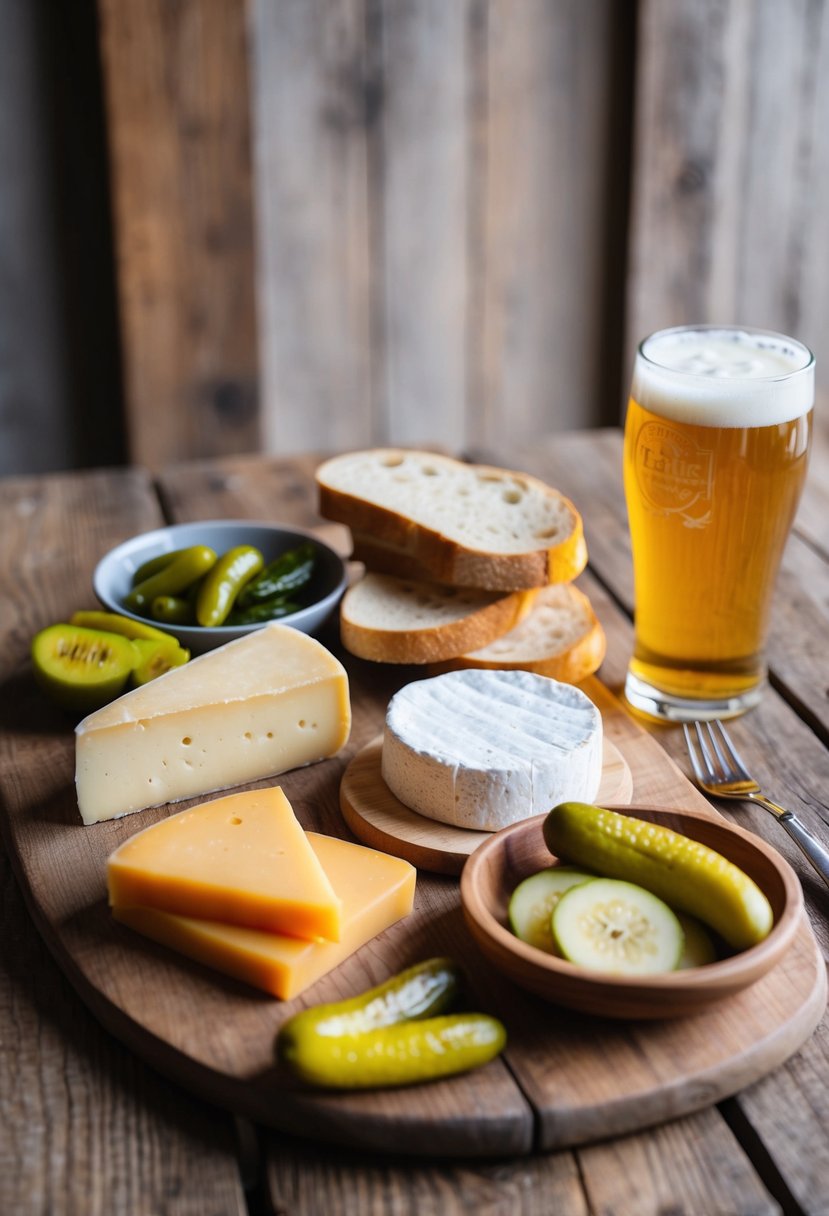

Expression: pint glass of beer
xmin=623 ymin=325 xmax=814 ymax=721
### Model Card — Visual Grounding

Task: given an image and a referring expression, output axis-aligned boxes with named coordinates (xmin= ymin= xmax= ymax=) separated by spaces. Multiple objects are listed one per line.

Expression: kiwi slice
xmin=32 ymin=624 xmax=136 ymax=711
xmin=552 ymin=878 xmax=684 ymax=975
xmin=130 ymin=637 xmax=190 ymax=686
xmin=508 ymin=867 xmax=595 ymax=954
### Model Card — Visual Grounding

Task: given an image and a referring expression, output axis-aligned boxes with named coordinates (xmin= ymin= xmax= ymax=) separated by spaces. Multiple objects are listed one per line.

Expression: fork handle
xmin=752 ymin=794 xmax=829 ymax=888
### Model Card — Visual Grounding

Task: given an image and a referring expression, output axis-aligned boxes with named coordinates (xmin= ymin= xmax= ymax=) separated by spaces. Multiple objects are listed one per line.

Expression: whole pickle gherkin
xmin=543 ymin=802 xmax=773 ymax=951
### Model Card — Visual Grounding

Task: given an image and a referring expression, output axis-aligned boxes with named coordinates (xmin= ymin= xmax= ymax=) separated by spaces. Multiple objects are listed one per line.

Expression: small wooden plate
xmin=339 ymin=735 xmax=632 ymax=874
xmin=460 ymin=806 xmax=805 ymax=1019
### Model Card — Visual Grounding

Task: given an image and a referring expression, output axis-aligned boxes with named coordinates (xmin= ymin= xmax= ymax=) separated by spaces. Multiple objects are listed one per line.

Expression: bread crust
xmin=316 ymin=450 xmax=588 ymax=591
xmin=429 ymin=584 xmax=606 ymax=684
xmin=340 ymin=577 xmax=537 ymax=664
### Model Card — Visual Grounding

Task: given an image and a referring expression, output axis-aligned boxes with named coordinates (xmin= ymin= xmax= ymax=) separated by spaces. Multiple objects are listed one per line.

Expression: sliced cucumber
xmin=552 ymin=878 xmax=684 ymax=975
xmin=544 ymin=802 xmax=772 ymax=951
xmin=508 ymin=867 xmax=595 ymax=954
xmin=675 ymin=913 xmax=718 ymax=969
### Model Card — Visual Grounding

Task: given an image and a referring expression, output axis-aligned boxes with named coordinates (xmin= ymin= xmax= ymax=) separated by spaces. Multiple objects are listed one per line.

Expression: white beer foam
xmin=632 ymin=328 xmax=814 ymax=427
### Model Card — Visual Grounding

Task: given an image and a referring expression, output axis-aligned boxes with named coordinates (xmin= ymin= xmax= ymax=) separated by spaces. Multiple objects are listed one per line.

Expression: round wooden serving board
xmin=340 ymin=735 xmax=633 ymax=874
xmin=2 ymin=669 xmax=825 ymax=1159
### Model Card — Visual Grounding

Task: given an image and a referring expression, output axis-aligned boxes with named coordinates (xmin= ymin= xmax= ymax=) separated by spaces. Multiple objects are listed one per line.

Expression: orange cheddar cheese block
xmin=107 ymin=786 xmax=342 ymax=940
xmin=113 ymin=833 xmax=416 ymax=999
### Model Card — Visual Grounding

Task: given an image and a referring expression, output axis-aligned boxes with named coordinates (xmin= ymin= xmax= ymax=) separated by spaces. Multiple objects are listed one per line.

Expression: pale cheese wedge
xmin=107 ymin=786 xmax=342 ymax=940
xmin=113 ymin=833 xmax=416 ymax=1000
xmin=75 ymin=622 xmax=351 ymax=825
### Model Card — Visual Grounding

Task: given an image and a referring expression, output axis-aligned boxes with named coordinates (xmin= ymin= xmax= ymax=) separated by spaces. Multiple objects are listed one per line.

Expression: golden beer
xmin=623 ymin=326 xmax=814 ymax=721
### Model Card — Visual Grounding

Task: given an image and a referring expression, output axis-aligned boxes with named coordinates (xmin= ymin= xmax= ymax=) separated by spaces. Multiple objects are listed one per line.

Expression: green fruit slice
xmin=130 ymin=637 xmax=190 ymax=686
xmin=676 ymin=913 xmax=718 ymax=969
xmin=32 ymin=624 xmax=136 ymax=711
xmin=508 ymin=867 xmax=595 ymax=954
xmin=70 ymin=610 xmax=174 ymax=643
xmin=551 ymin=878 xmax=684 ymax=975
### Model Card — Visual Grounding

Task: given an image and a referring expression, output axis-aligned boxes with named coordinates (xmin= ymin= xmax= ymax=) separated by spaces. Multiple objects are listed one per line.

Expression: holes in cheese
xmin=112 ymin=833 xmax=417 ymax=1000
xmin=106 ymin=786 xmax=342 ymax=940
xmin=75 ymin=622 xmax=351 ymax=825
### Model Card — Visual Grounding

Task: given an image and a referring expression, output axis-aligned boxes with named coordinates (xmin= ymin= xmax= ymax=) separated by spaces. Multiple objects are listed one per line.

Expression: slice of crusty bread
xmin=431 ymin=583 xmax=606 ymax=684
xmin=340 ymin=572 xmax=538 ymax=664
xmin=315 ymin=449 xmax=587 ymax=591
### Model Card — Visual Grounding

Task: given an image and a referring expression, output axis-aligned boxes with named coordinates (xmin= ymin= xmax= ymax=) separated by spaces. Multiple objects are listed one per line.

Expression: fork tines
xmin=683 ymin=720 xmax=749 ymax=787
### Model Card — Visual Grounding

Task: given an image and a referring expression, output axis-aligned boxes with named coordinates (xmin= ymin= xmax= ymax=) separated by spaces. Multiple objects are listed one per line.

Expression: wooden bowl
xmin=460 ymin=805 xmax=804 ymax=1019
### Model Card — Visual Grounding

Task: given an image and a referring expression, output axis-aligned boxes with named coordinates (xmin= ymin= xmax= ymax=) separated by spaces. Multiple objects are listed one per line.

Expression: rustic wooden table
xmin=2 ymin=428 xmax=828 ymax=1216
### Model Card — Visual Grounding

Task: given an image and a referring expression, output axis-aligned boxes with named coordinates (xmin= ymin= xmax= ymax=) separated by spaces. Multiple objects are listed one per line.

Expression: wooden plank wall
xmin=97 ymin=0 xmax=261 ymax=468
xmin=250 ymin=0 xmax=375 ymax=455
xmin=3 ymin=0 xmax=829 ymax=474
xmin=100 ymin=0 xmax=629 ymax=467
xmin=627 ymin=0 xmax=829 ymax=383
xmin=0 ymin=0 xmax=124 ymax=477
xmin=0 ymin=0 xmax=73 ymax=477
xmin=249 ymin=0 xmax=627 ymax=458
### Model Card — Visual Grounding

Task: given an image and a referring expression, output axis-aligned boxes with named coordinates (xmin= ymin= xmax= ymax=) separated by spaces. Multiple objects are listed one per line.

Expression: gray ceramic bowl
xmin=93 ymin=520 xmax=348 ymax=654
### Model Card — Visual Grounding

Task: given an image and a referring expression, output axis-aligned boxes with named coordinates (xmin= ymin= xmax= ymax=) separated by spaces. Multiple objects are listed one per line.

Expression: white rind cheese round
xmin=381 ymin=669 xmax=603 ymax=831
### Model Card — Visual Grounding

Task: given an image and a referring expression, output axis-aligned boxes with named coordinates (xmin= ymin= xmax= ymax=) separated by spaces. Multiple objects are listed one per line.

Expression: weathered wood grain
xmin=10 ymin=0 xmax=829 ymax=484
xmin=249 ymin=0 xmax=628 ymax=458
xmin=476 ymin=0 xmax=622 ymax=445
xmin=153 ymin=450 xmax=354 ymax=557
xmin=730 ymin=1012 xmax=829 ymax=1216
xmin=250 ymin=0 xmax=374 ymax=453
xmin=0 ymin=1 xmax=74 ymax=476
xmin=0 ymin=846 xmax=247 ymax=1216
xmin=577 ymin=1113 xmax=779 ymax=1216
xmin=379 ymin=0 xmax=469 ymax=450
xmin=0 ymin=467 xmax=162 ymax=684
xmin=264 ymin=1102 xmax=783 ymax=1216
xmin=97 ymin=0 xmax=259 ymax=467
xmin=627 ymin=0 xmax=829 ymax=402
xmin=498 ymin=429 xmax=829 ymax=1204
xmin=0 ymin=467 xmax=247 ymax=1215
xmin=155 ymin=451 xmax=324 ymax=526
xmin=265 ymin=1135 xmax=590 ymax=1216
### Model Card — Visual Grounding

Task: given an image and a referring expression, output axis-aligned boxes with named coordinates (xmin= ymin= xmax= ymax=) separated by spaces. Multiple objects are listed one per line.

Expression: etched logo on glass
xmin=634 ymin=421 xmax=713 ymax=526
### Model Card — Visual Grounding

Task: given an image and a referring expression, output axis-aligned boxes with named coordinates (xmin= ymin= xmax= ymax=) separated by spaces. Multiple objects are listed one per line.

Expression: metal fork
xmin=683 ymin=720 xmax=829 ymax=888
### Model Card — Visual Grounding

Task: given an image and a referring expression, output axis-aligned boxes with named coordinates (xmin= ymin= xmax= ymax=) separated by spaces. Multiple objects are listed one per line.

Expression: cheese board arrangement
xmin=3 ymin=449 xmax=825 ymax=1158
